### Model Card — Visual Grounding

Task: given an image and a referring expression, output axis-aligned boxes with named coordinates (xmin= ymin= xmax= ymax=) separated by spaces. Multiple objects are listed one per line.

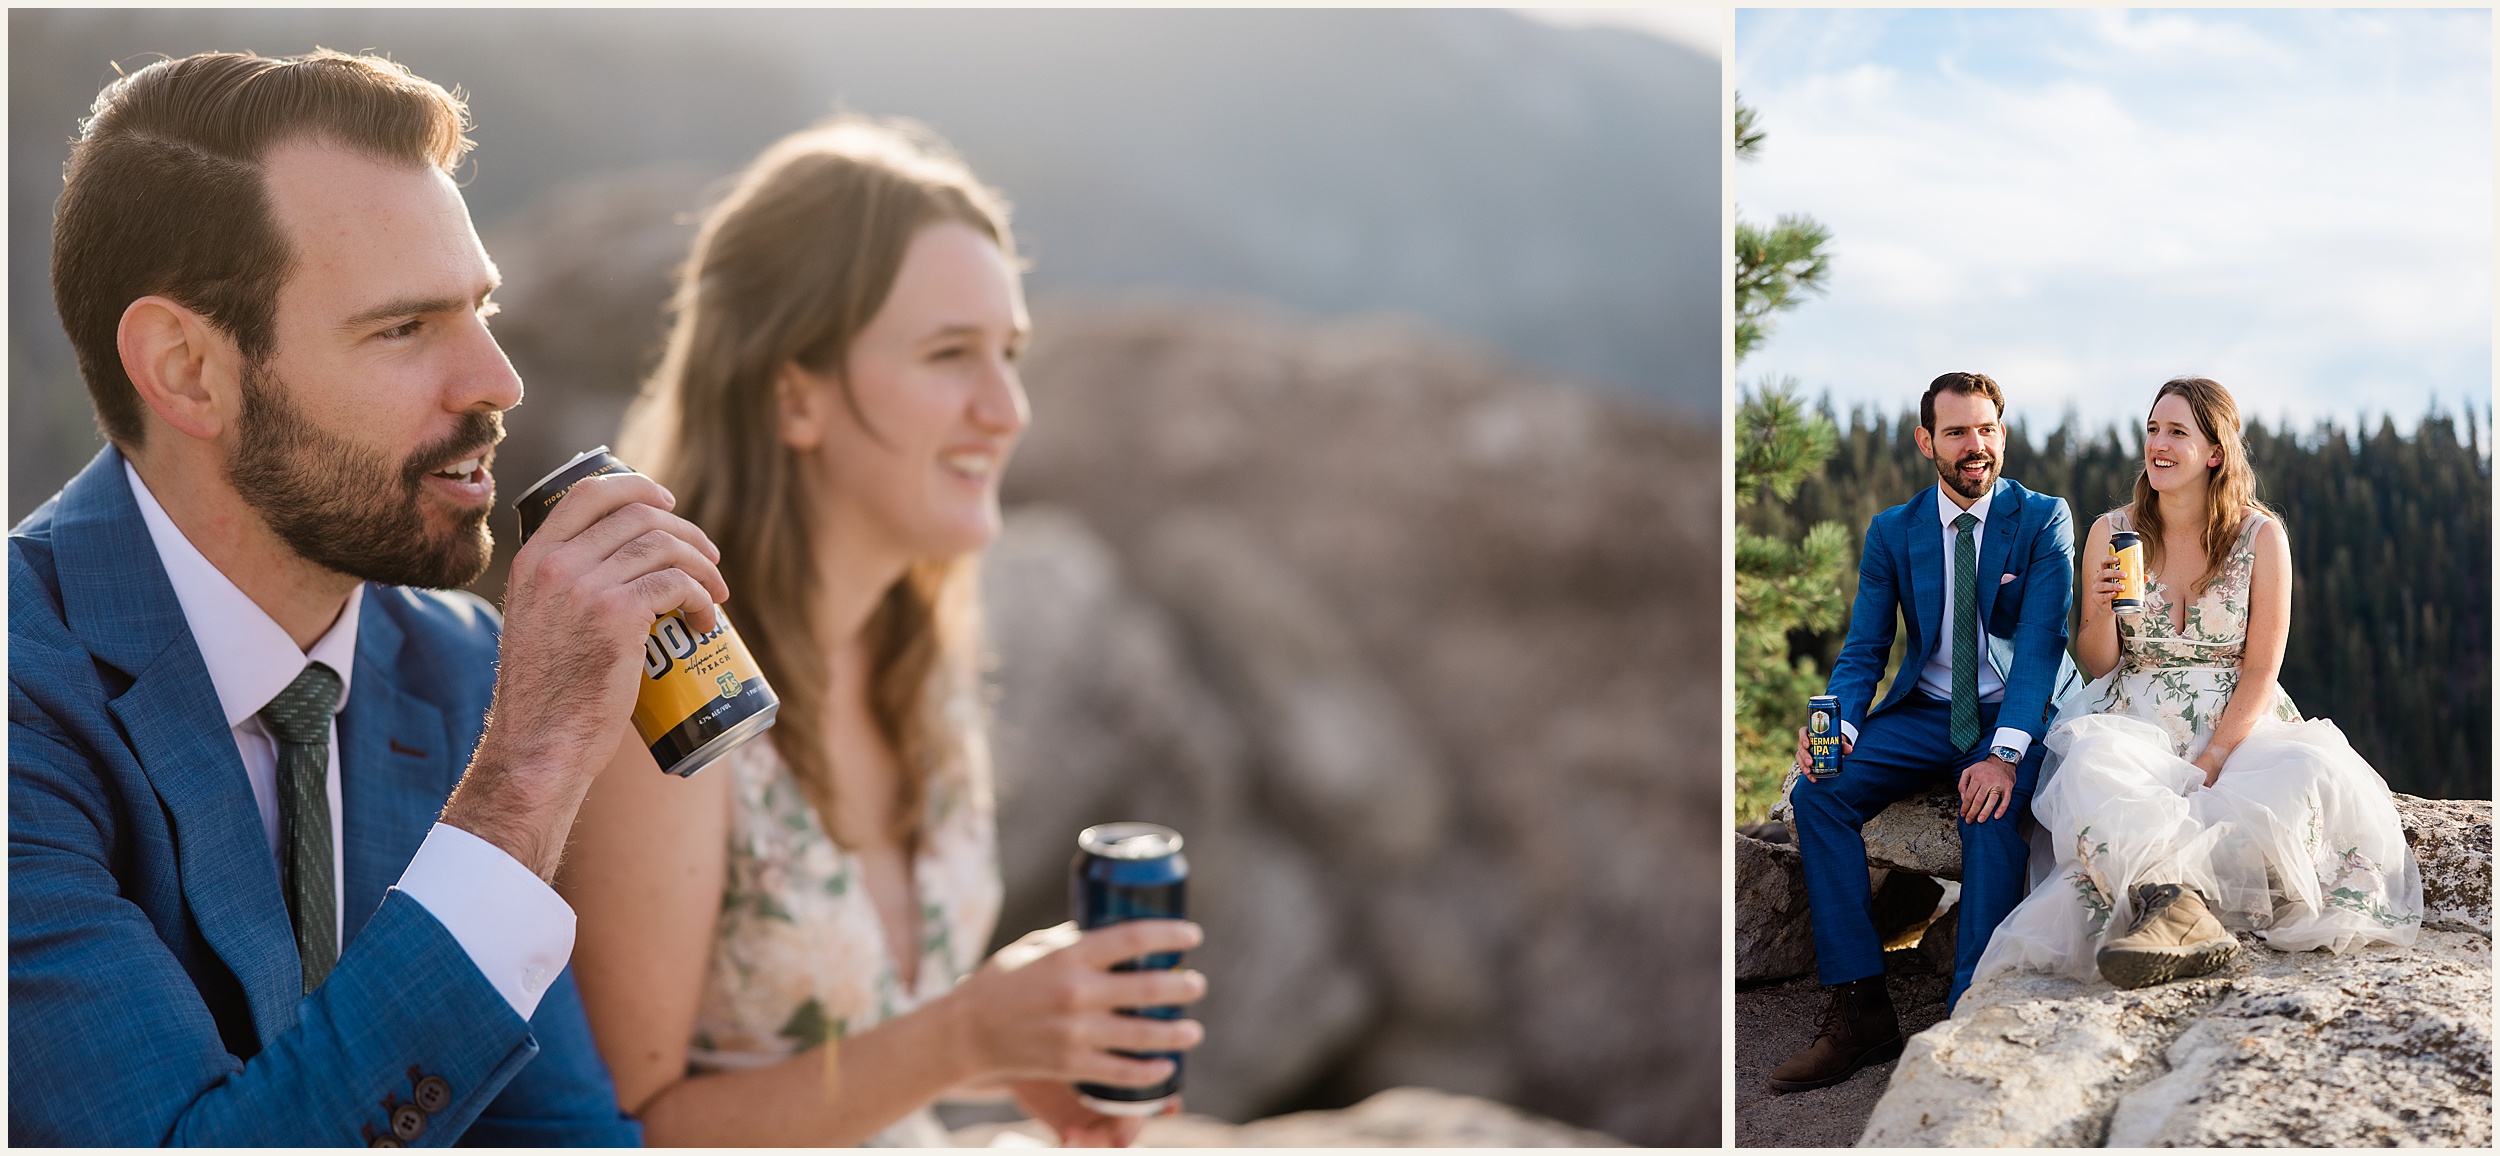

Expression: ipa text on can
xmin=2109 ymin=530 xmax=2146 ymax=615
xmin=1807 ymin=694 xmax=1843 ymax=775
xmin=1069 ymin=823 xmax=1189 ymax=1117
xmin=515 ymin=447 xmax=779 ymax=777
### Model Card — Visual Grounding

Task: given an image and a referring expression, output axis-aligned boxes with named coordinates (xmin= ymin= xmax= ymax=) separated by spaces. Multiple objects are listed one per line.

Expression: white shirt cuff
xmin=1838 ymin=720 xmax=1859 ymax=744
xmin=392 ymin=823 xmax=576 ymax=1021
xmin=1990 ymin=728 xmax=2032 ymax=760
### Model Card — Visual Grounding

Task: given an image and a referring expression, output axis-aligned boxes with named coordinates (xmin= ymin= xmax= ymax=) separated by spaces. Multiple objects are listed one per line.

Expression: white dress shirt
xmin=127 ymin=462 xmax=574 ymax=1018
xmin=1841 ymin=484 xmax=2032 ymax=760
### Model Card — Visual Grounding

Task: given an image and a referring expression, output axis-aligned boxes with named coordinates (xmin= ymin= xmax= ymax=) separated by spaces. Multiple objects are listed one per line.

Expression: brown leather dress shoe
xmin=2096 ymin=882 xmax=2239 ymax=989
xmin=1768 ymin=976 xmax=1904 ymax=1093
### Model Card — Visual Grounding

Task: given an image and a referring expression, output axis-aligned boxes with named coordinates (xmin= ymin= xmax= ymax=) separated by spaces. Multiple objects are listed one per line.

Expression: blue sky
xmin=1736 ymin=8 xmax=2491 ymax=435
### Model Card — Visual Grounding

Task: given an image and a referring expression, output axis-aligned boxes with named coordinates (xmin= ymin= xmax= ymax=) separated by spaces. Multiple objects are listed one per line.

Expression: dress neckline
xmin=2120 ymin=509 xmax=2267 ymax=645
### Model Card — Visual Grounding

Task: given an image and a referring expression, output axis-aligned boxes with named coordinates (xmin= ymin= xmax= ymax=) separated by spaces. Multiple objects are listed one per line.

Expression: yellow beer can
xmin=2109 ymin=529 xmax=2146 ymax=616
xmin=516 ymin=447 xmax=779 ymax=777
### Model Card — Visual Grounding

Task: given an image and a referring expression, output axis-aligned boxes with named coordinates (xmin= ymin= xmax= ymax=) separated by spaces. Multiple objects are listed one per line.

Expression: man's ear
xmin=775 ymin=361 xmax=830 ymax=452
xmin=1913 ymin=424 xmax=1936 ymax=461
xmin=118 ymin=295 xmax=242 ymax=442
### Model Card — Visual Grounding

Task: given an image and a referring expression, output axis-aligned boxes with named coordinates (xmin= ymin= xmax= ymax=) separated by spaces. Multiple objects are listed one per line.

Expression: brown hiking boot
xmin=2096 ymin=882 xmax=2239 ymax=989
xmin=1767 ymin=976 xmax=1903 ymax=1093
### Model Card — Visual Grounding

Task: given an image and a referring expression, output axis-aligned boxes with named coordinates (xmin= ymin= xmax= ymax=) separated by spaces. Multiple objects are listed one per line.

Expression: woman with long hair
xmin=556 ymin=118 xmax=1205 ymax=1145
xmin=1974 ymin=377 xmax=2420 ymax=992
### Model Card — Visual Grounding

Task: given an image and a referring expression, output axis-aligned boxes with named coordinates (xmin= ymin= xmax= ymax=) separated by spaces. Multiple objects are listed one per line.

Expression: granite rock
xmin=1735 ymin=832 xmax=1815 ymax=984
xmin=1863 ymin=797 xmax=2495 ymax=1147
xmin=1860 ymin=784 xmax=1970 ymax=880
xmin=983 ymin=509 xmax=1374 ymax=1120
xmin=2404 ymin=796 xmax=2493 ymax=935
xmin=1003 ymin=300 xmax=1721 ymax=1144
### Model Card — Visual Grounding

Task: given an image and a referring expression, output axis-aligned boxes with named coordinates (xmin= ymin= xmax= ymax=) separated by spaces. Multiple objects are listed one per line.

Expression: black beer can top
xmin=2109 ymin=529 xmax=2141 ymax=549
xmin=516 ymin=446 xmax=635 ymax=544
xmin=1079 ymin=822 xmax=1184 ymax=861
xmin=1071 ymin=822 xmax=1187 ymax=929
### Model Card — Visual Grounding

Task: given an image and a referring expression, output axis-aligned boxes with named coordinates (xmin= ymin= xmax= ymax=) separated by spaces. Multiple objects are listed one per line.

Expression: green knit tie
xmin=259 ymin=661 xmax=341 ymax=995
xmin=1949 ymin=512 xmax=1981 ymax=751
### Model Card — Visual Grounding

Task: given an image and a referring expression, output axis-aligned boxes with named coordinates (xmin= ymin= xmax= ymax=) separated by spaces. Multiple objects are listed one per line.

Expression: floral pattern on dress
xmin=688 ymin=684 xmax=1001 ymax=1147
xmin=2092 ymin=511 xmax=2303 ymax=760
xmin=1976 ymin=509 xmax=2423 ymax=992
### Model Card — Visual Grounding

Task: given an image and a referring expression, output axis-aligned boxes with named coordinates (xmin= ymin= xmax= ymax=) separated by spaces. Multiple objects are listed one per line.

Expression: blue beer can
xmin=1807 ymin=695 xmax=1843 ymax=775
xmin=1069 ymin=823 xmax=1190 ymax=1116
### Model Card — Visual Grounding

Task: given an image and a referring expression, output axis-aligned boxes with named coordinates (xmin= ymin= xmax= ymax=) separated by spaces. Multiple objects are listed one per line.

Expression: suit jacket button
xmin=391 ymin=1103 xmax=427 ymax=1142
xmin=413 ymin=1075 xmax=451 ymax=1113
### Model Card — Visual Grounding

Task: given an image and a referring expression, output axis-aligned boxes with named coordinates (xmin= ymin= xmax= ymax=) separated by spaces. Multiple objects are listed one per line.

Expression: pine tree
xmin=1735 ymin=382 xmax=1851 ymax=819
xmin=1732 ymin=95 xmax=1848 ymax=822
xmin=1732 ymin=96 xmax=1832 ymax=365
xmin=1746 ymin=403 xmax=2492 ymax=801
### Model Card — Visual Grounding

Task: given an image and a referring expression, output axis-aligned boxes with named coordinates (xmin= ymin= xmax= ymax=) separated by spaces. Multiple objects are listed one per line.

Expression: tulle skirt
xmin=1974 ymin=704 xmax=2422 ymax=988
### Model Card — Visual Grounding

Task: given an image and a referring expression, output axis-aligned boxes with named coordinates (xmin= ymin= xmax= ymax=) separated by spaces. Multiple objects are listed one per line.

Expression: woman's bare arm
xmin=2196 ymin=515 xmax=2292 ymax=783
xmin=555 ymin=736 xmax=730 ymax=1116
xmin=2074 ymin=513 xmax=2126 ymax=680
xmin=558 ymin=738 xmax=1206 ymax=1146
xmin=556 ymin=737 xmax=970 ymax=1144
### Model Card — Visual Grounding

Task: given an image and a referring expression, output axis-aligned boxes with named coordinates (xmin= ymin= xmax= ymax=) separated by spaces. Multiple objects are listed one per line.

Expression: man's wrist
xmin=439 ymin=739 xmax=581 ymax=882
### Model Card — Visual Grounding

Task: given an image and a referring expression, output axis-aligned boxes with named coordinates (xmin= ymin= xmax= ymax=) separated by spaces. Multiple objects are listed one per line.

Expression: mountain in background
xmin=8 ymin=8 xmax=1719 ymax=521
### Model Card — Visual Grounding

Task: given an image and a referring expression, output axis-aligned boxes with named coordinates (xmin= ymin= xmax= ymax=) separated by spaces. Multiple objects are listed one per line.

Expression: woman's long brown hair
xmin=2126 ymin=376 xmax=2277 ymax=596
xmin=617 ymin=117 xmax=1011 ymax=846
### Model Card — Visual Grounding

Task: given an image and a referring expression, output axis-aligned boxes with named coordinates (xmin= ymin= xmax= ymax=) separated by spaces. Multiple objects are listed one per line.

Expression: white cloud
xmin=1737 ymin=9 xmax=2491 ymax=433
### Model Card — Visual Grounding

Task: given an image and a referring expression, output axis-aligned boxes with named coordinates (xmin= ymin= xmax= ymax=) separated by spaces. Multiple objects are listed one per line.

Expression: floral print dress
xmin=686 ymin=724 xmax=1001 ymax=1146
xmin=1973 ymin=510 xmax=2421 ymax=991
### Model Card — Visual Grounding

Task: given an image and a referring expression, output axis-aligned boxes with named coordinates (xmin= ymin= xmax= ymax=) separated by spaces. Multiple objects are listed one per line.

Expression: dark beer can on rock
xmin=515 ymin=447 xmax=779 ymax=778
xmin=1069 ymin=823 xmax=1190 ymax=1116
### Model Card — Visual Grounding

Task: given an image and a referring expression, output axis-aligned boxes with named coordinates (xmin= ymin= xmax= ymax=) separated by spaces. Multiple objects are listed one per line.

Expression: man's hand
xmin=1957 ymin=755 xmax=2017 ymax=823
xmin=1794 ymin=726 xmax=1853 ymax=783
xmin=442 ymin=472 xmax=729 ymax=879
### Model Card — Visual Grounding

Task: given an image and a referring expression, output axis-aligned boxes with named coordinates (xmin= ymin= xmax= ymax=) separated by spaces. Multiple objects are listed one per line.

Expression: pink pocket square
xmin=2000 ymin=573 xmax=2018 ymax=584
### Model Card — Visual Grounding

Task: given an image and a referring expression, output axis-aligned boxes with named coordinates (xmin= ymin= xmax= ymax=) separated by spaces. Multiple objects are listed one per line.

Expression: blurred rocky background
xmin=10 ymin=7 xmax=1719 ymax=520
xmin=10 ymin=9 xmax=1721 ymax=1145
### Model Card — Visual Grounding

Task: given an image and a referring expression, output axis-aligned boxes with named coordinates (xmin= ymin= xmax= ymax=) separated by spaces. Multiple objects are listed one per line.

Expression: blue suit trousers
xmin=1791 ymin=692 xmax=2045 ymax=1009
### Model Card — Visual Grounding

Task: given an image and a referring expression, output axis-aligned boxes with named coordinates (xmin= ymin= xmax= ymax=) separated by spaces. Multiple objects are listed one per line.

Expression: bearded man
xmin=10 ymin=51 xmax=729 ymax=1143
xmin=1766 ymin=372 xmax=2080 ymax=1094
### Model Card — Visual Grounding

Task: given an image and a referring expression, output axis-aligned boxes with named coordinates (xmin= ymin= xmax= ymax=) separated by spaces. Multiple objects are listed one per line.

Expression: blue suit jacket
xmin=1825 ymin=476 xmax=2079 ymax=747
xmin=9 ymin=448 xmax=640 ymax=1146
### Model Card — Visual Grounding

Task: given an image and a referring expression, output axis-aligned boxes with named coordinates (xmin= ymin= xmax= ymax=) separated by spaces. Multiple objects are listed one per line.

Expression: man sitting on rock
xmin=1769 ymin=372 xmax=2078 ymax=1093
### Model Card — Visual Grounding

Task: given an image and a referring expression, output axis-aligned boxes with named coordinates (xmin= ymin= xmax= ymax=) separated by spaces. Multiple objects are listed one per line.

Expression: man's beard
xmin=227 ymin=363 xmax=500 ymax=590
xmin=1937 ymin=449 xmax=2001 ymax=501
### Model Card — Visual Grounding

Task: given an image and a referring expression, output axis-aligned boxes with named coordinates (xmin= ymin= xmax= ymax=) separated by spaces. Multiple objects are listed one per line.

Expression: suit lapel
xmin=56 ymin=450 xmax=304 ymax=1047
xmin=1904 ymin=485 xmax=1944 ymax=662
xmin=338 ymin=593 xmax=452 ymax=950
xmin=1974 ymin=478 xmax=2020 ymax=632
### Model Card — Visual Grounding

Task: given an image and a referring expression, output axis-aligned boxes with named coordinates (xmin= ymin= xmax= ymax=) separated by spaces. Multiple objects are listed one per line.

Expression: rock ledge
xmin=1861 ymin=798 xmax=2493 ymax=1147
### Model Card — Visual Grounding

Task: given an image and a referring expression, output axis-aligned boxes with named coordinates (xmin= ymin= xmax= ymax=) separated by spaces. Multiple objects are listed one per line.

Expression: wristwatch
xmin=1989 ymin=744 xmax=2022 ymax=765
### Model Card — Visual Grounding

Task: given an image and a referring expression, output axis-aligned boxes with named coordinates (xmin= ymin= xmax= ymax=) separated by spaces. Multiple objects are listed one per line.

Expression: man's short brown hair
xmin=51 ymin=49 xmax=473 ymax=446
xmin=1920 ymin=371 xmax=2005 ymax=431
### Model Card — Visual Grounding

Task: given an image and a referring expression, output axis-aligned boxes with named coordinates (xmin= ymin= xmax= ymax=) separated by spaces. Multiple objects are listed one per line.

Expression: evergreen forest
xmin=1739 ymin=403 xmax=2492 ymax=806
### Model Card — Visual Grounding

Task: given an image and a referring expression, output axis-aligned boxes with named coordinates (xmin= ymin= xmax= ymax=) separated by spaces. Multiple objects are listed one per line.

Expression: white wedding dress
xmin=1973 ymin=511 xmax=2422 ymax=989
